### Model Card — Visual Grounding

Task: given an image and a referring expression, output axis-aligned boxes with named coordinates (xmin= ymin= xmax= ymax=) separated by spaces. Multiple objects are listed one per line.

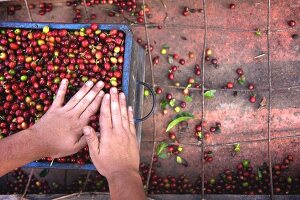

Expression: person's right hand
xmin=83 ymin=87 xmax=140 ymax=180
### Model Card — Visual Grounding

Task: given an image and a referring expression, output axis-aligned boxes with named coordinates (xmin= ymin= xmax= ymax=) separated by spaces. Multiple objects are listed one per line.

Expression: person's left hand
xmin=29 ymin=79 xmax=104 ymax=158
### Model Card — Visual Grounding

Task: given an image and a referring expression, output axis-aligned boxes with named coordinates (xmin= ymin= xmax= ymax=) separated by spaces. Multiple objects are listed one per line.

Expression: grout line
xmin=139 ymin=23 xmax=300 ymax=33
xmin=200 ymin=0 xmax=208 ymax=199
xmin=141 ymin=0 xmax=157 ymax=194
xmin=153 ymin=84 xmax=300 ymax=92
xmin=162 ymin=132 xmax=300 ymax=148
xmin=266 ymin=0 xmax=274 ymax=198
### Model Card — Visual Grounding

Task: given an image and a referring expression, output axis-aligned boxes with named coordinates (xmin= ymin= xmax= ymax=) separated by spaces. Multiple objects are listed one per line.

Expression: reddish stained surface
xmin=0 ymin=0 xmax=300 ymax=189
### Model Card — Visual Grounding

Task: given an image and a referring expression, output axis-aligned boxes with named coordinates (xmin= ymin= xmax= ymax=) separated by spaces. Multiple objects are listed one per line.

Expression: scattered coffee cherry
xmin=211 ymin=58 xmax=218 ymax=65
xmin=137 ymin=38 xmax=142 ymax=43
xmin=183 ymin=88 xmax=189 ymax=96
xmin=182 ymin=11 xmax=189 ymax=16
xmin=161 ymin=48 xmax=167 ymax=55
xmin=180 ymin=101 xmax=186 ymax=108
xmin=188 ymin=51 xmax=195 ymax=59
xmin=179 ymin=59 xmax=186 ymax=65
xmin=29 ymin=4 xmax=36 ymax=9
xmin=155 ymin=87 xmax=163 ymax=94
xmin=174 ymin=106 xmax=181 ymax=112
xmin=168 ymin=72 xmax=175 ymax=80
xmin=206 ymin=48 xmax=212 ymax=56
xmin=171 ymin=66 xmax=178 ymax=72
xmin=168 ymin=132 xmax=177 ymax=141
xmin=229 ymin=3 xmax=235 ymax=9
xmin=153 ymin=56 xmax=160 ymax=65
xmin=205 ymin=55 xmax=210 ymax=61
xmin=163 ymin=109 xmax=168 ymax=115
xmin=166 ymin=93 xmax=173 ymax=100
xmin=188 ymin=78 xmax=195 ymax=84
xmin=175 ymin=82 xmax=180 ymax=87
xmin=144 ymin=89 xmax=150 ymax=97
xmin=227 ymin=82 xmax=234 ymax=89
xmin=210 ymin=127 xmax=216 ymax=133
xmin=236 ymin=68 xmax=244 ymax=75
xmin=249 ymin=95 xmax=256 ymax=103
xmin=288 ymin=20 xmax=296 ymax=27
xmin=194 ymin=64 xmax=201 ymax=76
xmin=173 ymin=53 xmax=179 ymax=60
xmin=248 ymin=83 xmax=255 ymax=90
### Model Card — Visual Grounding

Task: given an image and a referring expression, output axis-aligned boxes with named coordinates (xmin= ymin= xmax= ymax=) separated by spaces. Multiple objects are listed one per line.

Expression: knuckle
xmin=101 ymin=113 xmax=111 ymax=120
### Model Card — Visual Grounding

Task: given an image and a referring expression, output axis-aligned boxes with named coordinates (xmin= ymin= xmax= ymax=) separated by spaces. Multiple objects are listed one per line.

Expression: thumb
xmin=83 ymin=126 xmax=99 ymax=153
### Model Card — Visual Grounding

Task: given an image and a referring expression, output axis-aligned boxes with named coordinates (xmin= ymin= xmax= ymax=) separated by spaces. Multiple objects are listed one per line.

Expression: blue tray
xmin=0 ymin=22 xmax=134 ymax=171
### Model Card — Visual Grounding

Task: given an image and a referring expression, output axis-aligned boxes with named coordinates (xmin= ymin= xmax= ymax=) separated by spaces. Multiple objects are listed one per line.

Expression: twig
xmin=21 ymin=169 xmax=34 ymax=199
xmin=160 ymin=0 xmax=167 ymax=8
xmin=254 ymin=53 xmax=266 ymax=59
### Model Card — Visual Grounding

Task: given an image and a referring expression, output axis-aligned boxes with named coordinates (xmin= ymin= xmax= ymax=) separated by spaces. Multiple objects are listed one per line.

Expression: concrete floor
xmin=0 ymin=0 xmax=300 ymax=195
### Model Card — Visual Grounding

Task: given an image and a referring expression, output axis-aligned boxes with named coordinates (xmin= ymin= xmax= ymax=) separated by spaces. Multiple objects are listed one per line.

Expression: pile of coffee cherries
xmin=0 ymin=24 xmax=125 ymax=164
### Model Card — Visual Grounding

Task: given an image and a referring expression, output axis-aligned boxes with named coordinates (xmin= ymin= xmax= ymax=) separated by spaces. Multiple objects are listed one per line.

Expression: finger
xmin=110 ymin=87 xmax=122 ymax=128
xmin=64 ymin=80 xmax=94 ymax=110
xmin=128 ymin=106 xmax=136 ymax=135
xmin=99 ymin=94 xmax=112 ymax=132
xmin=52 ymin=79 xmax=68 ymax=108
xmin=83 ymin=126 xmax=99 ymax=154
xmin=119 ymin=92 xmax=129 ymax=130
xmin=73 ymin=81 xmax=104 ymax=115
xmin=80 ymin=90 xmax=104 ymax=123
xmin=75 ymin=135 xmax=87 ymax=151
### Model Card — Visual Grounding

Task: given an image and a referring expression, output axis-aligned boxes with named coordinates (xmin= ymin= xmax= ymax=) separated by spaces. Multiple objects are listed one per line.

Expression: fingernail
xmin=120 ymin=92 xmax=125 ymax=99
xmin=99 ymin=91 xmax=104 ymax=96
xmin=128 ymin=106 xmax=133 ymax=111
xmin=105 ymin=94 xmax=110 ymax=99
xmin=111 ymin=87 xmax=117 ymax=93
xmin=62 ymin=79 xmax=67 ymax=84
xmin=97 ymin=81 xmax=104 ymax=87
xmin=83 ymin=127 xmax=90 ymax=134
xmin=86 ymin=81 xmax=93 ymax=86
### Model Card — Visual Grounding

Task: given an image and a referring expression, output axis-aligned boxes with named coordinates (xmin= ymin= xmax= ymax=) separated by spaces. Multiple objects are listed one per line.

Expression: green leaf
xmin=237 ymin=75 xmax=246 ymax=85
xmin=160 ymin=99 xmax=168 ymax=110
xmin=176 ymin=156 xmax=188 ymax=167
xmin=204 ymin=90 xmax=216 ymax=99
xmin=39 ymin=169 xmax=49 ymax=177
xmin=167 ymin=55 xmax=174 ymax=64
xmin=162 ymin=44 xmax=170 ymax=49
xmin=169 ymin=99 xmax=176 ymax=107
xmin=184 ymin=95 xmax=193 ymax=102
xmin=158 ymin=152 xmax=169 ymax=159
xmin=156 ymin=142 xmax=168 ymax=156
xmin=166 ymin=112 xmax=194 ymax=132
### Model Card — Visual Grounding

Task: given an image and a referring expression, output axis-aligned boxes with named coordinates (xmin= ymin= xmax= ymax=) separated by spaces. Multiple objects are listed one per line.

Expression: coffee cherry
xmin=227 ymin=82 xmax=234 ymax=89
xmin=155 ymin=87 xmax=162 ymax=94
xmin=249 ymin=95 xmax=256 ymax=103
xmin=288 ymin=20 xmax=296 ymax=27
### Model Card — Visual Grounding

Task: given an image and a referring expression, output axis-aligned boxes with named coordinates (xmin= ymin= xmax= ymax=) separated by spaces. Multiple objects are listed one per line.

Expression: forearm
xmin=107 ymin=170 xmax=146 ymax=200
xmin=0 ymin=128 xmax=45 ymax=177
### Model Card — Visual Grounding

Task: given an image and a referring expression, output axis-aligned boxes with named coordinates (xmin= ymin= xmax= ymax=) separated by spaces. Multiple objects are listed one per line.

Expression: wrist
xmin=24 ymin=126 xmax=48 ymax=159
xmin=106 ymin=168 xmax=141 ymax=183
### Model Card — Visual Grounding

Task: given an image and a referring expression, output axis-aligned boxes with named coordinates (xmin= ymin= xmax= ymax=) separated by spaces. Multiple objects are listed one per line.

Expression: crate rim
xmin=0 ymin=21 xmax=134 ymax=171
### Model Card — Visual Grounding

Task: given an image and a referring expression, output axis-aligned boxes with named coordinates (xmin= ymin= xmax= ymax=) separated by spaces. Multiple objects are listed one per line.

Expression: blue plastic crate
xmin=0 ymin=22 xmax=151 ymax=171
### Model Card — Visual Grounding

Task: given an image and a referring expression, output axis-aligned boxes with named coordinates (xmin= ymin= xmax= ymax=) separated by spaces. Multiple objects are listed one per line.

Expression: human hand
xmin=83 ymin=87 xmax=140 ymax=180
xmin=30 ymin=79 xmax=105 ymax=158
